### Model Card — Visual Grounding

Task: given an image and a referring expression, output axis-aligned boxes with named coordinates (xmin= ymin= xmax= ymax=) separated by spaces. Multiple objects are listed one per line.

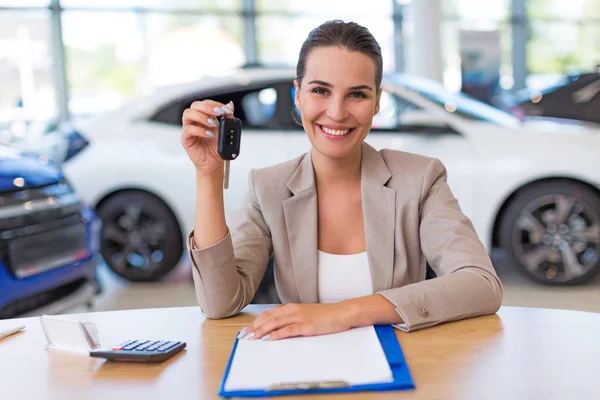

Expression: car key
xmin=218 ymin=116 xmax=242 ymax=189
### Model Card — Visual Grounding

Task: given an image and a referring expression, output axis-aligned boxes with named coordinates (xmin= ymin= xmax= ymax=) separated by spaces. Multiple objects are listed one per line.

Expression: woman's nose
xmin=326 ymin=96 xmax=349 ymax=121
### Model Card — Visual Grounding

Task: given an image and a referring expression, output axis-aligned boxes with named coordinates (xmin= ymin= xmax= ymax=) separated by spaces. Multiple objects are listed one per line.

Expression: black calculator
xmin=90 ymin=339 xmax=186 ymax=362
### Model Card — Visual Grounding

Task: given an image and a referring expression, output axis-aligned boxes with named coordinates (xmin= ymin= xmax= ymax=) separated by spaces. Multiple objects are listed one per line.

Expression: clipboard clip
xmin=266 ymin=380 xmax=350 ymax=391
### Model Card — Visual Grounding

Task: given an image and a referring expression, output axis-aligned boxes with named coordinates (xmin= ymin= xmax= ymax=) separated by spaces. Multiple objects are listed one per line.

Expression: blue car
xmin=0 ymin=145 xmax=101 ymax=319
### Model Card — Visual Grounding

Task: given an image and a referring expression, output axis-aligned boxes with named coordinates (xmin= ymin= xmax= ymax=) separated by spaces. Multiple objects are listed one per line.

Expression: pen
xmin=0 ymin=326 xmax=26 ymax=341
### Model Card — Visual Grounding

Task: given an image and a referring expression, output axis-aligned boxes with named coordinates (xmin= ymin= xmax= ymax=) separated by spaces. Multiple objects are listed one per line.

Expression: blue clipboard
xmin=218 ymin=325 xmax=415 ymax=398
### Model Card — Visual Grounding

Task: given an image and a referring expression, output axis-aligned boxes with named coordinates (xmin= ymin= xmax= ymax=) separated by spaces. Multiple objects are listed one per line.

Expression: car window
xmin=389 ymin=74 xmax=521 ymax=129
xmin=149 ymin=98 xmax=188 ymax=126
xmin=149 ymin=83 xmax=298 ymax=130
xmin=241 ymin=88 xmax=277 ymax=126
xmin=372 ymin=91 xmax=422 ymax=130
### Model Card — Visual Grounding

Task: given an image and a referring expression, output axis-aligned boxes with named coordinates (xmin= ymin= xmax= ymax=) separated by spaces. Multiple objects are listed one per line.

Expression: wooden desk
xmin=0 ymin=305 xmax=598 ymax=400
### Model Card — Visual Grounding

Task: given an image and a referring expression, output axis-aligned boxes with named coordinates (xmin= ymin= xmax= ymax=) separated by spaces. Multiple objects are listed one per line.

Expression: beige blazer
xmin=188 ymin=142 xmax=503 ymax=332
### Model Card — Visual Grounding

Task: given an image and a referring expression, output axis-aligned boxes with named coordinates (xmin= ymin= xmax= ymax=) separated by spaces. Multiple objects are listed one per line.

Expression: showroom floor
xmin=69 ymin=250 xmax=600 ymax=316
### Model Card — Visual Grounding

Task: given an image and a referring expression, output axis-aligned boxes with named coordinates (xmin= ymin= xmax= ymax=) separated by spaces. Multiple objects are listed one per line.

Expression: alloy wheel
xmin=512 ymin=193 xmax=600 ymax=283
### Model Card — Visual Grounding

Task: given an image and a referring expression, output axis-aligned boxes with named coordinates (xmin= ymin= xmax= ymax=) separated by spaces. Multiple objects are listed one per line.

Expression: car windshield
xmin=387 ymin=74 xmax=521 ymax=129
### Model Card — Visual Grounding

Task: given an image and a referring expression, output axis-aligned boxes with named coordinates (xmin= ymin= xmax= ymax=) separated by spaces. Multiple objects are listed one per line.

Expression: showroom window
xmin=255 ymin=0 xmax=395 ymax=72
xmin=256 ymin=0 xmax=392 ymax=14
xmin=0 ymin=9 xmax=56 ymax=144
xmin=256 ymin=16 xmax=395 ymax=72
xmin=527 ymin=21 xmax=600 ymax=89
xmin=439 ymin=0 xmax=513 ymax=95
xmin=60 ymin=0 xmax=241 ymax=12
xmin=0 ymin=0 xmax=50 ymax=5
xmin=526 ymin=0 xmax=600 ymax=90
xmin=61 ymin=11 xmax=244 ymax=117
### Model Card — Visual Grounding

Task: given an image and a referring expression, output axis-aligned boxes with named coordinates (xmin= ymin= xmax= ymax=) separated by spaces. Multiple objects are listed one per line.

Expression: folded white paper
xmin=224 ymin=326 xmax=394 ymax=392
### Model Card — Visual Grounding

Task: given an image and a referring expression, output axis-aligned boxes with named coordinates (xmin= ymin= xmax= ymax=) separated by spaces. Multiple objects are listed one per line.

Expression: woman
xmin=181 ymin=20 xmax=503 ymax=340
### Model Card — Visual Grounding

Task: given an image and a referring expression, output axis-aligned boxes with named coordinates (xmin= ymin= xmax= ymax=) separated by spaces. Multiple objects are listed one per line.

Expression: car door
xmin=367 ymin=90 xmax=477 ymax=221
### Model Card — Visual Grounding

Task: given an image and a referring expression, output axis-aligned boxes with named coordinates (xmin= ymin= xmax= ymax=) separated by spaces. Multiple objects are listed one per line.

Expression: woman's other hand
xmin=237 ymin=303 xmax=354 ymax=341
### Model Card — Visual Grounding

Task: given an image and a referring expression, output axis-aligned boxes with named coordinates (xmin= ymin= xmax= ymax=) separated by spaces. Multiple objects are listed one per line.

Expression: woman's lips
xmin=316 ymin=124 xmax=355 ymax=141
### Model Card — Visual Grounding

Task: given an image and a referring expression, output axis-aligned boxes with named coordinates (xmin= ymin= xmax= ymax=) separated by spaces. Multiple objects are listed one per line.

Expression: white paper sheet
xmin=223 ymin=326 xmax=394 ymax=392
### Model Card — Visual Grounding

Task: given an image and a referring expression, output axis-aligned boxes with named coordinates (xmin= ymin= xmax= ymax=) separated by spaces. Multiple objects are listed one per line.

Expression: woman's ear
xmin=374 ymin=88 xmax=383 ymax=115
xmin=293 ymin=80 xmax=301 ymax=110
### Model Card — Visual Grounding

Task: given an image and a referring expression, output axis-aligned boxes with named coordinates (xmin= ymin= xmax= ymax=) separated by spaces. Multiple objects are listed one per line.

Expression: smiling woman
xmin=182 ymin=20 xmax=503 ymax=340
xmin=294 ymin=47 xmax=381 ymax=160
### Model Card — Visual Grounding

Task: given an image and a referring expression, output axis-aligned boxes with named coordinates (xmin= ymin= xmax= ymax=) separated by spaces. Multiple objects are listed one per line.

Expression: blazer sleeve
xmin=187 ymin=169 xmax=273 ymax=319
xmin=378 ymin=158 xmax=503 ymax=332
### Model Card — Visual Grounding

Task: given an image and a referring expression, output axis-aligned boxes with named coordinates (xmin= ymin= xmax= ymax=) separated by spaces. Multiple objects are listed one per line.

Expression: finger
xmin=244 ymin=304 xmax=303 ymax=340
xmin=269 ymin=324 xmax=305 ymax=341
xmin=252 ymin=303 xmax=301 ymax=328
xmin=250 ymin=314 xmax=297 ymax=340
xmin=182 ymin=123 xmax=216 ymax=139
xmin=182 ymin=108 xmax=220 ymax=131
xmin=190 ymin=100 xmax=234 ymax=118
xmin=222 ymin=100 xmax=235 ymax=119
xmin=243 ymin=309 xmax=288 ymax=339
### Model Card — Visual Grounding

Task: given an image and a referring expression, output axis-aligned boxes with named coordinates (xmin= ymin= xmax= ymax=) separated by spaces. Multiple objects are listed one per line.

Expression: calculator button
xmin=156 ymin=341 xmax=176 ymax=352
xmin=146 ymin=343 xmax=162 ymax=351
xmin=147 ymin=341 xmax=168 ymax=351
xmin=122 ymin=341 xmax=140 ymax=350
xmin=112 ymin=340 xmax=135 ymax=350
xmin=157 ymin=341 xmax=180 ymax=352
xmin=124 ymin=340 xmax=149 ymax=350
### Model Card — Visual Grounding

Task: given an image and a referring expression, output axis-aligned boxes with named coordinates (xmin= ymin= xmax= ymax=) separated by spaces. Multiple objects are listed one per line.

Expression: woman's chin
xmin=312 ymin=139 xmax=362 ymax=159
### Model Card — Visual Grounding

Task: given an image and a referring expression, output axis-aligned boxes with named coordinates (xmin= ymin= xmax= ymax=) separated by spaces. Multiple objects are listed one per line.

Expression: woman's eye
xmin=311 ymin=87 xmax=329 ymax=95
xmin=349 ymin=91 xmax=367 ymax=99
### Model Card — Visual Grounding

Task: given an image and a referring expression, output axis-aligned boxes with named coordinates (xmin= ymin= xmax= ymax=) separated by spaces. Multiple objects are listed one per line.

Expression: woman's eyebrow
xmin=308 ymin=80 xmax=332 ymax=87
xmin=348 ymin=85 xmax=373 ymax=91
xmin=307 ymin=80 xmax=373 ymax=92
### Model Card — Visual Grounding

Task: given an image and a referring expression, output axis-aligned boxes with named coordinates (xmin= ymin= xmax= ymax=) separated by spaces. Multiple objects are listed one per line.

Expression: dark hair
xmin=296 ymin=20 xmax=383 ymax=91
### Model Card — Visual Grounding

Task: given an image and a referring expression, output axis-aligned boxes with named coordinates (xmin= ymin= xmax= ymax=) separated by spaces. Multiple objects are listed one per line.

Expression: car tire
xmin=498 ymin=180 xmax=600 ymax=285
xmin=97 ymin=191 xmax=183 ymax=282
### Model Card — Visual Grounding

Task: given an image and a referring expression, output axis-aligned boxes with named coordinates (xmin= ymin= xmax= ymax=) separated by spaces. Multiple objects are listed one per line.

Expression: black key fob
xmin=218 ymin=117 xmax=242 ymax=160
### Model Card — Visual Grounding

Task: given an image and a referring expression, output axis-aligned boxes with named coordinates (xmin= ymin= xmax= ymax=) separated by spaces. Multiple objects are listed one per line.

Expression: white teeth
xmin=321 ymin=126 xmax=351 ymax=136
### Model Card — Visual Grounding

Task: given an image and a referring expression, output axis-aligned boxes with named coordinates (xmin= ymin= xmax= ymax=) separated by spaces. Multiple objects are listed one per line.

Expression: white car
xmin=51 ymin=68 xmax=600 ymax=285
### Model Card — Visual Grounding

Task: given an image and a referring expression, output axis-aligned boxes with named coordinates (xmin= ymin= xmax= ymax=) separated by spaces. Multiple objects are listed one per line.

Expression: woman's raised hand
xmin=181 ymin=100 xmax=234 ymax=177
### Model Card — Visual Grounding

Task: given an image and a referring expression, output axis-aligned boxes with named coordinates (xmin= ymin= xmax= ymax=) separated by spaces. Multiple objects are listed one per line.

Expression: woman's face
xmin=294 ymin=46 xmax=382 ymax=160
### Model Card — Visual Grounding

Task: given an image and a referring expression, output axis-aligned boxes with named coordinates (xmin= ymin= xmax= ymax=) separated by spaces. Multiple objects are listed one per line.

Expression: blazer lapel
xmin=361 ymin=143 xmax=396 ymax=292
xmin=283 ymin=152 xmax=319 ymax=303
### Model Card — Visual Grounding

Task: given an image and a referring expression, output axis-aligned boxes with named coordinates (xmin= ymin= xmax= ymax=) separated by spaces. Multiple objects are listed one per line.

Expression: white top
xmin=317 ymin=250 xmax=373 ymax=303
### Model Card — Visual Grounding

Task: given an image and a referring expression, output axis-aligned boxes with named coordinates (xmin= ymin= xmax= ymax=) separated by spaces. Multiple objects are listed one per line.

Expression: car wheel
xmin=97 ymin=192 xmax=183 ymax=282
xmin=498 ymin=181 xmax=600 ymax=285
